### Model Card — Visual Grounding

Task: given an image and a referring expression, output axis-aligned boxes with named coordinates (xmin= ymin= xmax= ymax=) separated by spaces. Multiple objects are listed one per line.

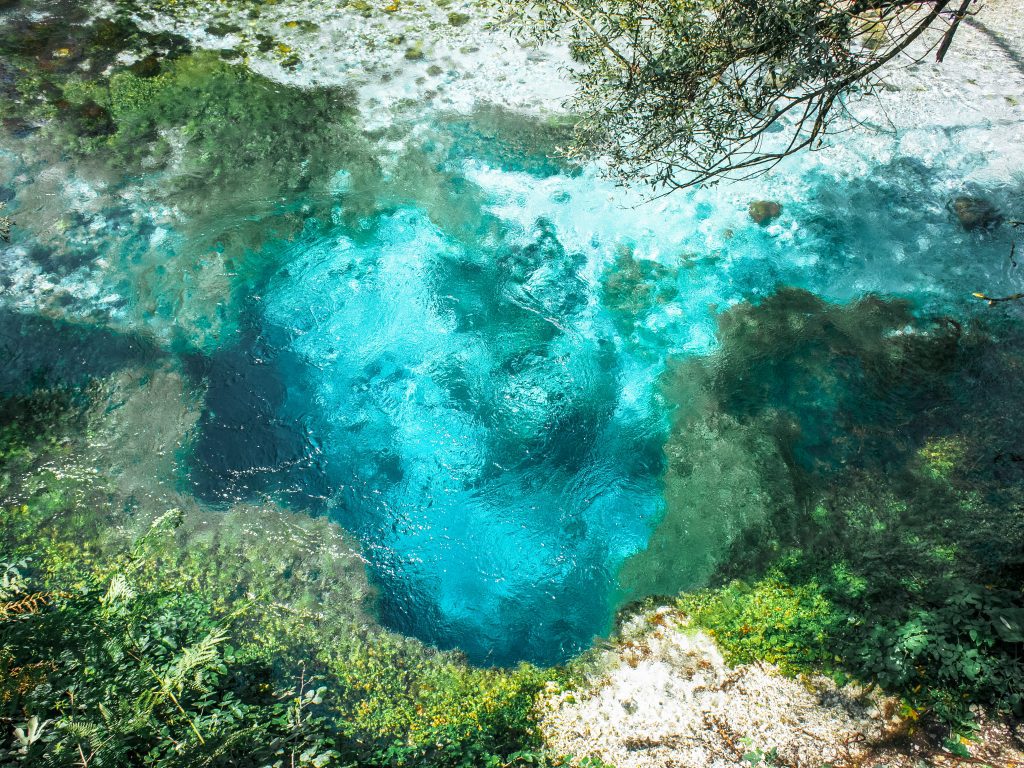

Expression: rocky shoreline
xmin=544 ymin=607 xmax=1024 ymax=768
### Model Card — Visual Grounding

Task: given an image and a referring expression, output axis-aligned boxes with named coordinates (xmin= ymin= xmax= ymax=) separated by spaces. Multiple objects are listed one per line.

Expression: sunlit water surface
xmin=2 ymin=106 xmax=1021 ymax=664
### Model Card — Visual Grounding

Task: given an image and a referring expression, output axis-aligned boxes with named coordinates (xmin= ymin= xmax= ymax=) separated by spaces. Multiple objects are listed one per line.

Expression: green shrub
xmin=0 ymin=557 xmax=339 ymax=767
xmin=677 ymin=572 xmax=837 ymax=673
xmin=0 ymin=487 xmax=555 ymax=768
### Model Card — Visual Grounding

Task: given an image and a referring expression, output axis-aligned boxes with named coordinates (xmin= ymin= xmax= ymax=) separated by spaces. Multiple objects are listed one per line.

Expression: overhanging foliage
xmin=499 ymin=0 xmax=974 ymax=188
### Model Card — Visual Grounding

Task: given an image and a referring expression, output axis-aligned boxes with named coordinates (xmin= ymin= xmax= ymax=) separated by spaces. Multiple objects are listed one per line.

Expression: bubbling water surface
xmin=185 ymin=114 xmax=1021 ymax=664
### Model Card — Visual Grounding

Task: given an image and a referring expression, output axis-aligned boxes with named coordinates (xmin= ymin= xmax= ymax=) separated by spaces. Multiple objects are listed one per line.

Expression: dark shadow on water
xmin=184 ymin=317 xmax=331 ymax=508
xmin=0 ymin=309 xmax=161 ymax=395
xmin=966 ymin=18 xmax=1024 ymax=77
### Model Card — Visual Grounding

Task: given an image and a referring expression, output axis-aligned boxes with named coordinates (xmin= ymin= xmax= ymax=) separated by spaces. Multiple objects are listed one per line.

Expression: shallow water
xmin=2 ymin=50 xmax=1023 ymax=663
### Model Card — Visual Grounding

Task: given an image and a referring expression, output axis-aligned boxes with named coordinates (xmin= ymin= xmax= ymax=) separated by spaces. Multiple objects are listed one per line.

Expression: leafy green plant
xmin=0 ymin=487 xmax=557 ymax=768
xmin=659 ymin=292 xmax=1024 ymax=736
xmin=741 ymin=746 xmax=780 ymax=766
xmin=677 ymin=572 xmax=837 ymax=673
xmin=0 ymin=555 xmax=329 ymax=766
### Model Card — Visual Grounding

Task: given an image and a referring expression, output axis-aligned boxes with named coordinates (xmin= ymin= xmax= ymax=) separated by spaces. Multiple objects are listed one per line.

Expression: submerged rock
xmin=404 ymin=41 xmax=425 ymax=60
xmin=2 ymin=117 xmax=39 ymax=138
xmin=66 ymin=100 xmax=117 ymax=138
xmin=204 ymin=22 xmax=243 ymax=37
xmin=951 ymin=195 xmax=1002 ymax=231
xmin=129 ymin=54 xmax=162 ymax=78
xmin=601 ymin=247 xmax=679 ymax=338
xmin=748 ymin=199 xmax=782 ymax=225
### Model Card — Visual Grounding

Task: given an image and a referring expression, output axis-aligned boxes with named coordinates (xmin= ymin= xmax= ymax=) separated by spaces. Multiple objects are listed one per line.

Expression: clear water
xmin=183 ymin=118 xmax=1020 ymax=664
xmin=3 ymin=95 xmax=1021 ymax=664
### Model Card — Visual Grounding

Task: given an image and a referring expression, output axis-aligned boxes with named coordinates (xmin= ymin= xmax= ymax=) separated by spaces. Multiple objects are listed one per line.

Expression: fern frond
xmin=136 ymin=689 xmax=162 ymax=714
xmin=102 ymin=636 xmax=127 ymax=665
xmin=58 ymin=718 xmax=102 ymax=743
xmin=164 ymin=628 xmax=227 ymax=690
xmin=102 ymin=574 xmax=136 ymax=606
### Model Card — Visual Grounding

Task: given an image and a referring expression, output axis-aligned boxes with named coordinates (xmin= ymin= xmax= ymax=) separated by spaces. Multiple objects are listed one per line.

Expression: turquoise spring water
xmin=179 ymin=117 xmax=1018 ymax=665
xmin=3 ymin=102 xmax=1020 ymax=665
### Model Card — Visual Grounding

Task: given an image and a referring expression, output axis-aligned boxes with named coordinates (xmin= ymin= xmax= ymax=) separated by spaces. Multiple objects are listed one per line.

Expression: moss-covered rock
xmin=404 ymin=40 xmax=426 ymax=60
xmin=204 ymin=21 xmax=243 ymax=37
xmin=951 ymin=195 xmax=1002 ymax=231
xmin=601 ymin=247 xmax=679 ymax=338
xmin=748 ymin=199 xmax=782 ymax=224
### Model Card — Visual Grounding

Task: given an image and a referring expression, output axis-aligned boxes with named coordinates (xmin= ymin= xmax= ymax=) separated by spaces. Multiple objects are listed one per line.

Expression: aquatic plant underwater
xmin=1 ymin=1 xmax=1024 ymax=763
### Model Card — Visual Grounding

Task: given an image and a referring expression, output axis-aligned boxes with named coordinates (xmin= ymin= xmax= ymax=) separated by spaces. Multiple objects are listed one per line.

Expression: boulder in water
xmin=749 ymin=200 xmax=782 ymax=225
xmin=129 ymin=54 xmax=162 ymax=78
xmin=64 ymin=100 xmax=117 ymax=138
xmin=951 ymin=196 xmax=1002 ymax=231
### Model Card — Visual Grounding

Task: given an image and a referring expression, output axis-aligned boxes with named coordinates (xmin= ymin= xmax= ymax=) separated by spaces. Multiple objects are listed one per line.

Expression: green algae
xmin=696 ymin=289 xmax=962 ymax=479
xmin=101 ymin=51 xmax=379 ymax=264
xmin=0 ymin=8 xmax=191 ymax=90
xmin=0 ymin=389 xmax=80 ymax=479
xmin=918 ymin=435 xmax=968 ymax=480
xmin=620 ymin=289 xmax=1024 ymax=727
xmin=101 ymin=53 xmax=373 ymax=209
xmin=437 ymin=105 xmax=581 ymax=177
xmin=616 ymin=358 xmax=793 ymax=602
xmin=601 ymin=246 xmax=680 ymax=341
xmin=620 ymin=289 xmax=972 ymax=604
xmin=0 ymin=1 xmax=375 ymax=249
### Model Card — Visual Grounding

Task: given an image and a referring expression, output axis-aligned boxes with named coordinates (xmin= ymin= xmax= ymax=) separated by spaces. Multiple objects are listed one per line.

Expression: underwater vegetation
xmin=601 ymin=247 xmax=680 ymax=345
xmin=620 ymin=290 xmax=1024 ymax=728
xmin=92 ymin=52 xmax=376 ymax=243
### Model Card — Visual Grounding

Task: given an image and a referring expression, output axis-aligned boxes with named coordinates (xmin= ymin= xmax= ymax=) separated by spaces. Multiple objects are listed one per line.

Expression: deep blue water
xmin=191 ymin=208 xmax=668 ymax=664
